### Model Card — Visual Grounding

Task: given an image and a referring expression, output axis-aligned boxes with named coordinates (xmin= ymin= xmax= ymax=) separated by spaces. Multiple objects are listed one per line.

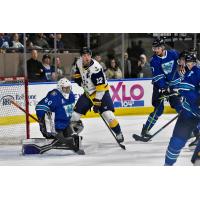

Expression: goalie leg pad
xmin=22 ymin=144 xmax=41 ymax=155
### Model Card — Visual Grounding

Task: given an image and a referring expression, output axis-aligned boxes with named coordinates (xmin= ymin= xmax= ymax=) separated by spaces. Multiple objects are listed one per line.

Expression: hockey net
xmin=0 ymin=77 xmax=29 ymax=144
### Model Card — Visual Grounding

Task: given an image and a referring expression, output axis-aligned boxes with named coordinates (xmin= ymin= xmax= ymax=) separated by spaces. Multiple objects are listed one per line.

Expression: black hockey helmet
xmin=185 ymin=53 xmax=197 ymax=62
xmin=80 ymin=47 xmax=92 ymax=56
xmin=152 ymin=38 xmax=165 ymax=47
xmin=179 ymin=50 xmax=189 ymax=59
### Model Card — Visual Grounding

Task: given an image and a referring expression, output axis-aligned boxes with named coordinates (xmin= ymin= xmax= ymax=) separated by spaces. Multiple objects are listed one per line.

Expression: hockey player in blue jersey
xmin=35 ymin=78 xmax=84 ymax=153
xmin=177 ymin=50 xmax=200 ymax=148
xmin=164 ymin=53 xmax=200 ymax=165
xmin=135 ymin=38 xmax=182 ymax=139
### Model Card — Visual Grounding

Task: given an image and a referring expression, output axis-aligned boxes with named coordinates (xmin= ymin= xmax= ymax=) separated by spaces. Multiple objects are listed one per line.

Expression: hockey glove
xmin=159 ymin=88 xmax=179 ymax=101
xmin=93 ymin=98 xmax=101 ymax=113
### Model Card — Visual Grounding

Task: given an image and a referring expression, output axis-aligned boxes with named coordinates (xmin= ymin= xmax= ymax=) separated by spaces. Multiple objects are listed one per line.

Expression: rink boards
xmin=0 ymin=78 xmax=176 ymax=125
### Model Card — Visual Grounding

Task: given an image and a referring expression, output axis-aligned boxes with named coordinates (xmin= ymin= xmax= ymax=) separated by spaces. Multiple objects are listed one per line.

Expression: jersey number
xmin=96 ymin=77 xmax=103 ymax=84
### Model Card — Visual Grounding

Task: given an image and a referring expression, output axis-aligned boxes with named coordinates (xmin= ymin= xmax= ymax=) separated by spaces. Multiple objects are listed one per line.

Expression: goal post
xmin=0 ymin=77 xmax=30 ymax=144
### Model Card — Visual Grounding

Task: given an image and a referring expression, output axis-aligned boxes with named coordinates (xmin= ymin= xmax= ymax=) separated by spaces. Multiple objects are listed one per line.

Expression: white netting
xmin=0 ymin=77 xmax=28 ymax=144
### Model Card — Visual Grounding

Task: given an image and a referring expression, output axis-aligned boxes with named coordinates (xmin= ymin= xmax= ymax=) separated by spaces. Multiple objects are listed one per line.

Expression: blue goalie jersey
xmin=35 ymin=89 xmax=75 ymax=130
xmin=150 ymin=50 xmax=181 ymax=89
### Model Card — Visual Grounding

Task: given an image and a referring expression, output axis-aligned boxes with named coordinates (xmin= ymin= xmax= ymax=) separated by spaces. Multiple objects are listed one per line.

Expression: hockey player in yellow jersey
xmin=71 ymin=47 xmax=124 ymax=143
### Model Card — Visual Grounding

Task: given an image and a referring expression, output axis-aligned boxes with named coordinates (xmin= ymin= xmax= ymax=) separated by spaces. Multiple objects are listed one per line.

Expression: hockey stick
xmin=85 ymin=92 xmax=126 ymax=150
xmin=11 ymin=100 xmax=39 ymax=123
xmin=133 ymin=114 xmax=179 ymax=142
xmin=146 ymin=98 xmax=164 ymax=132
xmin=99 ymin=113 xmax=126 ymax=150
xmin=158 ymin=92 xmax=179 ymax=101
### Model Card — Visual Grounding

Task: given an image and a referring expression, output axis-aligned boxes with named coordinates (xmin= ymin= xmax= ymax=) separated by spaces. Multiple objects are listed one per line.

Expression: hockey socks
xmin=144 ymin=112 xmax=160 ymax=131
xmin=164 ymin=137 xmax=186 ymax=166
xmin=109 ymin=119 xmax=121 ymax=134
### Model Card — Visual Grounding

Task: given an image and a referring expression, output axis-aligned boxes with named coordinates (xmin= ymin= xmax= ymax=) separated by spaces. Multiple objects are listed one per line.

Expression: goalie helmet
xmin=57 ymin=78 xmax=72 ymax=98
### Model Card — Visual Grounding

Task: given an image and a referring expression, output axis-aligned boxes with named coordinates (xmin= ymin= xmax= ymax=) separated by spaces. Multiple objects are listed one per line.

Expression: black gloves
xmin=93 ymin=98 xmax=101 ymax=113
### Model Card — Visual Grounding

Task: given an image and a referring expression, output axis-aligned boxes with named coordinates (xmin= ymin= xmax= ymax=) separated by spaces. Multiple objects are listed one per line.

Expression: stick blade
xmin=119 ymin=143 xmax=126 ymax=150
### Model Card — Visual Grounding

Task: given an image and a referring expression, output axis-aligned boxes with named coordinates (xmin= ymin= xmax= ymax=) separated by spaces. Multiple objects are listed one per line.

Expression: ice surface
xmin=0 ymin=114 xmax=194 ymax=166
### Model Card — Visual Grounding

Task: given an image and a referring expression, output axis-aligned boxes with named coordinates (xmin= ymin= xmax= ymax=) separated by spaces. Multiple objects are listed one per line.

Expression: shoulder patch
xmin=50 ymin=90 xmax=57 ymax=96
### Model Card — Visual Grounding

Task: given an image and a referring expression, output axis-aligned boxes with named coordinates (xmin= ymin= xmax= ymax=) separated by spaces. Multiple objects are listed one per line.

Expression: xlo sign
xmin=110 ymin=82 xmax=144 ymax=101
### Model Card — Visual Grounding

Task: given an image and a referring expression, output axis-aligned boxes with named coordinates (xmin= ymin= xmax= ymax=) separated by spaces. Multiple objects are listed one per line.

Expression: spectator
xmin=0 ymin=33 xmax=10 ymax=50
xmin=131 ymin=57 xmax=142 ymax=78
xmin=127 ymin=40 xmax=145 ymax=60
xmin=48 ymin=33 xmax=64 ymax=52
xmin=26 ymin=40 xmax=42 ymax=51
xmin=94 ymin=54 xmax=107 ymax=72
xmin=56 ymin=33 xmax=64 ymax=52
xmin=41 ymin=54 xmax=56 ymax=81
xmin=136 ymin=40 xmax=145 ymax=57
xmin=32 ymin=33 xmax=50 ymax=49
xmin=106 ymin=58 xmax=122 ymax=79
xmin=124 ymin=52 xmax=132 ymax=78
xmin=27 ymin=49 xmax=43 ymax=82
xmin=53 ymin=57 xmax=66 ymax=80
xmin=70 ymin=56 xmax=79 ymax=80
xmin=9 ymin=33 xmax=24 ymax=52
xmin=138 ymin=54 xmax=152 ymax=78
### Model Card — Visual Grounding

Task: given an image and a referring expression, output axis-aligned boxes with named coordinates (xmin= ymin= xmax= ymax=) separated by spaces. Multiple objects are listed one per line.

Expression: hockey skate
xmin=115 ymin=132 xmax=124 ymax=143
xmin=189 ymin=136 xmax=199 ymax=149
xmin=141 ymin=124 xmax=152 ymax=138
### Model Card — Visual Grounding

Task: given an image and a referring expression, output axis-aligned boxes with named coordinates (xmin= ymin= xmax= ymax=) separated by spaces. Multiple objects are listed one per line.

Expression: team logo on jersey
xmin=95 ymin=67 xmax=99 ymax=72
xmin=50 ymin=91 xmax=57 ymax=96
xmin=161 ymin=60 xmax=174 ymax=74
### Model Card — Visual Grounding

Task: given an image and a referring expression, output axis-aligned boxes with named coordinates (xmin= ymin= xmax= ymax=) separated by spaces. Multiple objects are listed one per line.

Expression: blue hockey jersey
xmin=41 ymin=65 xmax=55 ymax=81
xmin=150 ymin=50 xmax=181 ymax=89
xmin=175 ymin=65 xmax=200 ymax=118
xmin=35 ymin=89 xmax=75 ymax=130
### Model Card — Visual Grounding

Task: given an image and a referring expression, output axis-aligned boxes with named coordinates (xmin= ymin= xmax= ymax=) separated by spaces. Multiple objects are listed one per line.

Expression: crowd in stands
xmin=1 ymin=33 xmax=152 ymax=81
xmin=27 ymin=49 xmax=66 ymax=82
xmin=93 ymin=40 xmax=152 ymax=80
xmin=0 ymin=33 xmax=65 ymax=53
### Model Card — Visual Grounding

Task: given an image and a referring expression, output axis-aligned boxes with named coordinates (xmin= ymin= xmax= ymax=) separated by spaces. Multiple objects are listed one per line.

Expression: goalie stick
xmin=133 ymin=114 xmax=179 ymax=142
xmin=11 ymin=100 xmax=39 ymax=123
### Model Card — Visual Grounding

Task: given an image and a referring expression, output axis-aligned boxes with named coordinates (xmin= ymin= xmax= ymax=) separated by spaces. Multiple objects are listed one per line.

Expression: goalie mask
xmin=57 ymin=78 xmax=72 ymax=99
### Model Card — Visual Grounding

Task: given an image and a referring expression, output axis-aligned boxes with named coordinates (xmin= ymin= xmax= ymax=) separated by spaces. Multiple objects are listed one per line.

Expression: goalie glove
xmin=93 ymin=98 xmax=101 ymax=113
